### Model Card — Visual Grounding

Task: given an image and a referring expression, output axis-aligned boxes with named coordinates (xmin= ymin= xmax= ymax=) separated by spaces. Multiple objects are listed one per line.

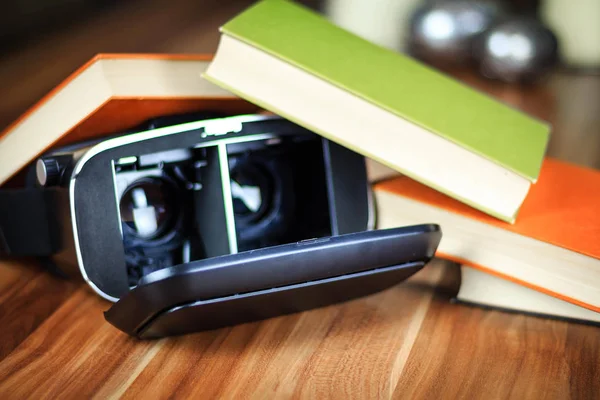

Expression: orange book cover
xmin=374 ymin=157 xmax=600 ymax=311
xmin=0 ymin=53 xmax=261 ymax=186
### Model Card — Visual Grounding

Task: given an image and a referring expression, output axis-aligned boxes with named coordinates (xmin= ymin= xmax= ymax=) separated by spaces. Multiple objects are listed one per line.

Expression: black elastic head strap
xmin=0 ymin=188 xmax=62 ymax=257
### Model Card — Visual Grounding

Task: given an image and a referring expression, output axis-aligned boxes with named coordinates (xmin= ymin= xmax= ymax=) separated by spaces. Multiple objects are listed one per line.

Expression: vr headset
xmin=0 ymin=113 xmax=441 ymax=339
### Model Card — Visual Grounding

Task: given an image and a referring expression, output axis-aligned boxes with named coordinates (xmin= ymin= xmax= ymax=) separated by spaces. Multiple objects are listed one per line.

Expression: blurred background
xmin=0 ymin=0 xmax=598 ymax=167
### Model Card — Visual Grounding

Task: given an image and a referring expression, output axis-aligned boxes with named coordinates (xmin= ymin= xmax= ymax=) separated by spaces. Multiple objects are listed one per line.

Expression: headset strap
xmin=0 ymin=188 xmax=62 ymax=257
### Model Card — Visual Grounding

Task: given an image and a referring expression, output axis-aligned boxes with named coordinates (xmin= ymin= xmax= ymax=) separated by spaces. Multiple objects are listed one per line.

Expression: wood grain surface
xmin=0 ymin=1 xmax=599 ymax=398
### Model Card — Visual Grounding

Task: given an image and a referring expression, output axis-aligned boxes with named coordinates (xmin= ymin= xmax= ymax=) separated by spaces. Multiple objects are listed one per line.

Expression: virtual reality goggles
xmin=0 ymin=113 xmax=441 ymax=339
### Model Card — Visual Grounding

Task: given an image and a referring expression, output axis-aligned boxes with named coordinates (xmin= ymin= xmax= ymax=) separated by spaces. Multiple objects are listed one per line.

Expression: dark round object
xmin=408 ymin=0 xmax=505 ymax=66
xmin=36 ymin=158 xmax=61 ymax=187
xmin=119 ymin=177 xmax=179 ymax=240
xmin=34 ymin=155 xmax=72 ymax=187
xmin=474 ymin=17 xmax=559 ymax=83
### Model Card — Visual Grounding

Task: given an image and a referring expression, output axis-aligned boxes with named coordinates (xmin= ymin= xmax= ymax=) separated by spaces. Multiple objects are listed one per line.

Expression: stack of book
xmin=202 ymin=0 xmax=599 ymax=324
xmin=373 ymin=158 xmax=600 ymax=323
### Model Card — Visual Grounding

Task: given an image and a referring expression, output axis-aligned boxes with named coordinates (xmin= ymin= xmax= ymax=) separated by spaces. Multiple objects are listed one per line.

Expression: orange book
xmin=0 ymin=53 xmax=261 ymax=186
xmin=373 ymin=158 xmax=600 ymax=314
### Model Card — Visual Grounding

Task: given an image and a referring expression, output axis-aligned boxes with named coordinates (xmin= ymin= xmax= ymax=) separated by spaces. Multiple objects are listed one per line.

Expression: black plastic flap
xmin=138 ymin=261 xmax=424 ymax=339
xmin=105 ymin=224 xmax=441 ymax=338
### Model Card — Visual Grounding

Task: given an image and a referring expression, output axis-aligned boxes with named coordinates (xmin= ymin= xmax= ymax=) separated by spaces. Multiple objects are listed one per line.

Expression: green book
xmin=203 ymin=0 xmax=551 ymax=223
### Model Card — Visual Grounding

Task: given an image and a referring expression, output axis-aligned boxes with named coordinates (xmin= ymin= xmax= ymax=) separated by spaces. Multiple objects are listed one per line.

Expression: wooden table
xmin=0 ymin=1 xmax=599 ymax=398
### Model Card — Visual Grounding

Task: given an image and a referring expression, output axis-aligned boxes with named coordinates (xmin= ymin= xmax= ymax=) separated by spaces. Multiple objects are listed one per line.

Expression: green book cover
xmin=212 ymin=0 xmax=550 ymax=181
